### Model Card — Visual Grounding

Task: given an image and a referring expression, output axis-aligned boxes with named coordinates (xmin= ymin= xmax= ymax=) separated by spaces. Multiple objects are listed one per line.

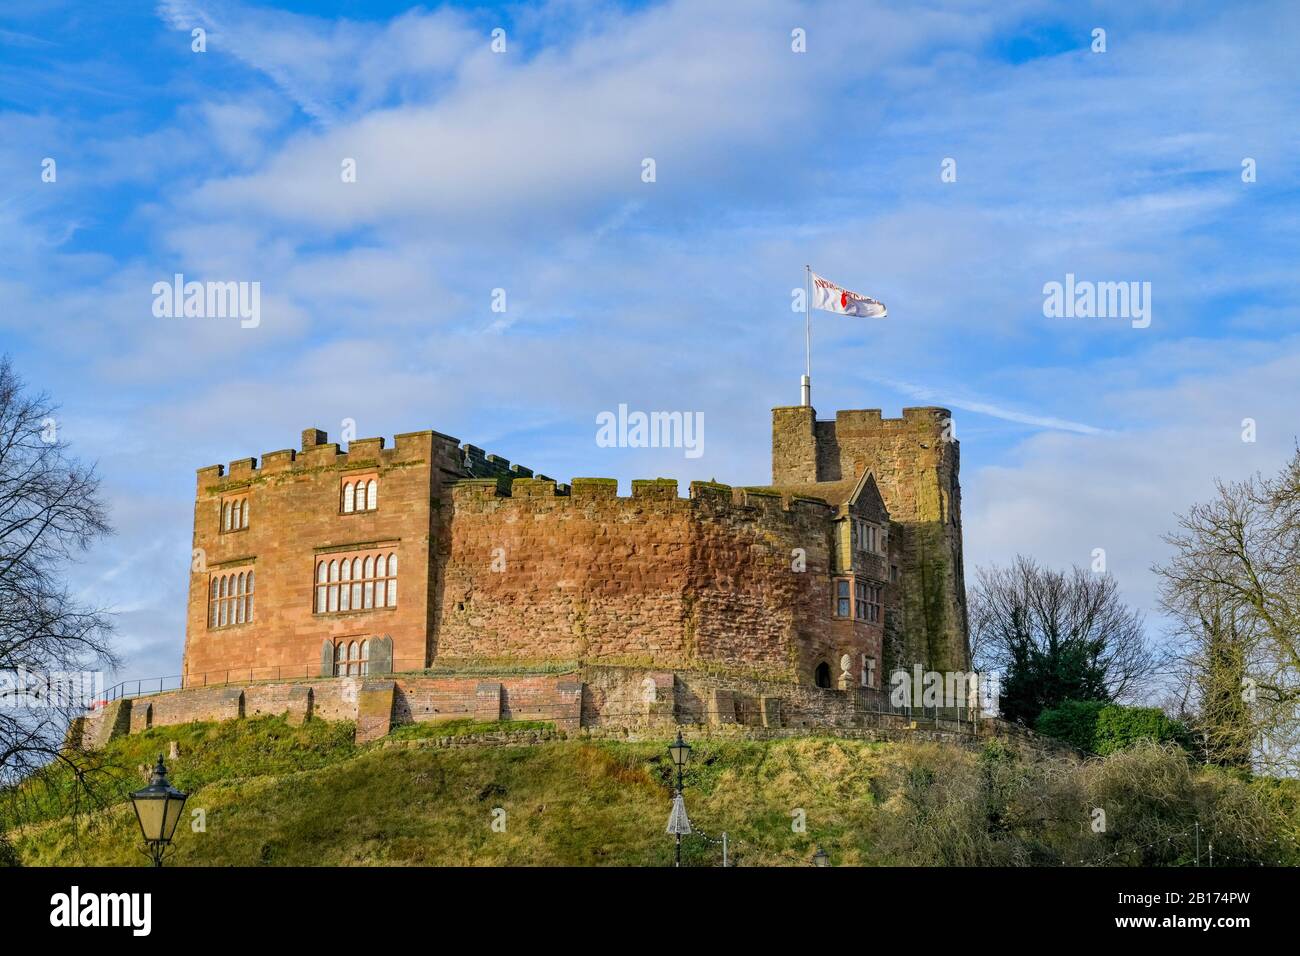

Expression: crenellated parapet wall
xmin=434 ymin=476 xmax=866 ymax=680
xmin=199 ymin=427 xmax=547 ymax=493
xmin=184 ymin=425 xmax=555 ymax=682
xmin=771 ymin=405 xmax=969 ymax=673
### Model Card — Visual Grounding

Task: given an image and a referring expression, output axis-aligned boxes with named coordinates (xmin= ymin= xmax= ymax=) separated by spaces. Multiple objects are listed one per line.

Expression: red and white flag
xmin=810 ymin=271 xmax=888 ymax=318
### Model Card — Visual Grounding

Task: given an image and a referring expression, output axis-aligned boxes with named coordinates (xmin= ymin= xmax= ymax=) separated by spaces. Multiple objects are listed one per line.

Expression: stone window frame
xmin=314 ymin=549 xmax=397 ymax=615
xmin=208 ymin=567 xmax=254 ymax=629
xmin=851 ymin=517 xmax=884 ymax=555
xmin=333 ymin=638 xmax=371 ymax=676
xmin=220 ymin=494 xmax=250 ymax=534
xmin=341 ymin=473 xmax=379 ymax=515
xmin=834 ymin=577 xmax=852 ymax=618
xmin=834 ymin=575 xmax=883 ymax=622
xmin=863 ymin=582 xmax=883 ymax=623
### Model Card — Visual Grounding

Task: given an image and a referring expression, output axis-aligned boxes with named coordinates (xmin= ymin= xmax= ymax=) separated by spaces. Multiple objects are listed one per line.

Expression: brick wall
xmin=78 ymin=665 xmax=1021 ymax=755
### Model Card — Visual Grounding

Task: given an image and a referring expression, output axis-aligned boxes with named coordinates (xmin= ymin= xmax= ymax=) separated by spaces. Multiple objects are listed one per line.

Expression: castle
xmin=181 ymin=403 xmax=970 ymax=693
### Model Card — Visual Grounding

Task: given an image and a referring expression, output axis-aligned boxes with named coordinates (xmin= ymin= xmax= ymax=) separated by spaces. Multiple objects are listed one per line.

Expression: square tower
xmin=772 ymin=405 xmax=970 ymax=673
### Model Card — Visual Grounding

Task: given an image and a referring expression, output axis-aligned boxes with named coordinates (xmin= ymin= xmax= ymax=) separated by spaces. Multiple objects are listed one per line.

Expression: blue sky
xmin=2 ymin=0 xmax=1299 ymax=687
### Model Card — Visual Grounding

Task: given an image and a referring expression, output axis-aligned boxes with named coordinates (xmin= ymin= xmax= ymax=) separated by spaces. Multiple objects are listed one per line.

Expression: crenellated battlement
xmin=182 ymin=399 xmax=961 ymax=696
xmin=771 ymin=401 xmax=969 ymax=673
xmin=198 ymin=426 xmax=547 ymax=493
xmin=447 ymin=475 xmax=834 ymax=521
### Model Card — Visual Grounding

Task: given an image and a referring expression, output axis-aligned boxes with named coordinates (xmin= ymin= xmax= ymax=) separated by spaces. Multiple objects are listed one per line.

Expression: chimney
xmin=302 ymin=428 xmax=328 ymax=450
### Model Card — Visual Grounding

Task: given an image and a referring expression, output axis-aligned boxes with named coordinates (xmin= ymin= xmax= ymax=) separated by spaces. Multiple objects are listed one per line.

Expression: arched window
xmin=359 ymin=639 xmax=370 ymax=676
xmin=220 ymin=495 xmax=250 ymax=533
xmin=343 ymin=482 xmax=355 ymax=513
xmin=339 ymin=559 xmax=352 ymax=611
xmin=314 ymin=550 xmax=398 ymax=614
xmin=367 ymin=479 xmax=377 ymax=510
xmin=355 ymin=480 xmax=367 ymax=512
xmin=209 ymin=569 xmax=254 ymax=629
xmin=814 ymin=662 xmax=832 ymax=689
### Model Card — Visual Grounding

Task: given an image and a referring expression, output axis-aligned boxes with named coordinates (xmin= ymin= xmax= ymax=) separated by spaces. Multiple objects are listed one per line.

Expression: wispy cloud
xmin=868 ymin=377 xmax=1107 ymax=435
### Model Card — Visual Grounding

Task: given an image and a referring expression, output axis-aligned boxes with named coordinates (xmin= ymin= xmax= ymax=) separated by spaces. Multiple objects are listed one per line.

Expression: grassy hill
xmin=5 ymin=716 xmax=1299 ymax=866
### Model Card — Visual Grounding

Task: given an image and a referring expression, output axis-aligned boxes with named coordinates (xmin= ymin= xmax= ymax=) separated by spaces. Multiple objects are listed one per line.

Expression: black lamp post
xmin=130 ymin=755 xmax=189 ymax=867
xmin=812 ymin=847 xmax=830 ymax=867
xmin=667 ymin=730 xmax=692 ymax=867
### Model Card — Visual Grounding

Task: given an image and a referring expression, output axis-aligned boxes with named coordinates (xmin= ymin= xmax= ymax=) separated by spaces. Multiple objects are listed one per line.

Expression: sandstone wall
xmin=434 ymin=478 xmax=881 ymax=683
xmin=183 ymin=428 xmax=452 ymax=680
xmin=771 ymin=405 xmax=970 ymax=672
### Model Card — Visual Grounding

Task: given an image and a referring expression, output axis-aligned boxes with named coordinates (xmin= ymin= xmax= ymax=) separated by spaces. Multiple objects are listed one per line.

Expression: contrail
xmin=871 ymin=377 xmax=1107 ymax=435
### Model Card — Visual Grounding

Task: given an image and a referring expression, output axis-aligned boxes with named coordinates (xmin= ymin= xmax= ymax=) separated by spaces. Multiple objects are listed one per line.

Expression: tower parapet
xmin=772 ymin=404 xmax=969 ymax=672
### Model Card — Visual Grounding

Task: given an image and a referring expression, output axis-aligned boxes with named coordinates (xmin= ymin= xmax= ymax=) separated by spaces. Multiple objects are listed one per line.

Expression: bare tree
xmin=1155 ymin=449 xmax=1300 ymax=776
xmin=969 ymin=556 xmax=1154 ymax=724
xmin=0 ymin=357 xmax=116 ymax=828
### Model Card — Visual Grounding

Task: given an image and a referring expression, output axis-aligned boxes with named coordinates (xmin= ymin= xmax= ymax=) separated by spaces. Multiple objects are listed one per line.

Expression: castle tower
xmin=771 ymin=404 xmax=970 ymax=673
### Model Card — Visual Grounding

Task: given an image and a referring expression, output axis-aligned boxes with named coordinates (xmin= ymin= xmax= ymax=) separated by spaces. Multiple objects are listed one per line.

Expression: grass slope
xmin=7 ymin=717 xmax=1299 ymax=867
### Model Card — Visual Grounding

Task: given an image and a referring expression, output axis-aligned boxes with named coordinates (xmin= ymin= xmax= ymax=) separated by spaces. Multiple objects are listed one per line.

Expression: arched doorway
xmin=814 ymin=661 xmax=832 ymax=688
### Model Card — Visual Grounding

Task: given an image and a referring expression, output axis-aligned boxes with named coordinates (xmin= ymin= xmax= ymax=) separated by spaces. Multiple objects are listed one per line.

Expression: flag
xmin=810 ymin=271 xmax=888 ymax=318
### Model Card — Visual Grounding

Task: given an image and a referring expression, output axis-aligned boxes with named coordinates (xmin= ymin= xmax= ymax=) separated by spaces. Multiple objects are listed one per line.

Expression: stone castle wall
xmin=183 ymin=427 xmax=552 ymax=683
xmin=771 ymin=406 xmax=970 ymax=672
xmin=77 ymin=665 xmax=965 ymax=747
xmin=181 ymin=402 xmax=960 ymax=692
xmin=434 ymin=478 xmax=880 ymax=682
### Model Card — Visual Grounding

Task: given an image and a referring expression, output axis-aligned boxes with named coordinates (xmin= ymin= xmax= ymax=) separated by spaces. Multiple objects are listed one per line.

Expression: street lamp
xmin=667 ymin=730 xmax=692 ymax=867
xmin=668 ymin=730 xmax=692 ymax=792
xmin=130 ymin=755 xmax=188 ymax=867
xmin=812 ymin=847 xmax=830 ymax=867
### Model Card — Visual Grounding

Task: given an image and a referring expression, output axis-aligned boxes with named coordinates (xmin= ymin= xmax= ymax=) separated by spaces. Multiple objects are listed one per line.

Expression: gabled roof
xmin=761 ymin=468 xmax=890 ymax=521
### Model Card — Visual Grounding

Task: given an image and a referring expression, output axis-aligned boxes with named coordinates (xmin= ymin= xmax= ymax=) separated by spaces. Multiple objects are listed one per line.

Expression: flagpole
xmin=802 ymin=265 xmax=812 ymax=407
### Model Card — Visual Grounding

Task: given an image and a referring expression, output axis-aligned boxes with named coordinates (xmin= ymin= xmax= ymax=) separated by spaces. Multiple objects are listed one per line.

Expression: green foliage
xmin=6 ymin=717 xmax=1296 ymax=867
xmin=1035 ymin=700 xmax=1193 ymax=755
xmin=4 ymin=716 xmax=356 ymax=831
xmin=1035 ymin=700 xmax=1108 ymax=751
xmin=1001 ymin=639 xmax=1109 ymax=727
xmin=1093 ymin=705 xmax=1194 ymax=756
xmin=384 ymin=719 xmax=555 ymax=742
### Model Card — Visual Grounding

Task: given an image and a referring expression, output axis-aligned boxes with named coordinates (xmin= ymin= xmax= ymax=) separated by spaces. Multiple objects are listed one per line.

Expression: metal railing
xmin=89 ymin=658 xmax=437 ymax=711
xmin=90 ymin=664 xmax=994 ymax=732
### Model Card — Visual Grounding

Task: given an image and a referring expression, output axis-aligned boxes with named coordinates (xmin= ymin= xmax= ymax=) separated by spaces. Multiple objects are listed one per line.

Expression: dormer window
xmin=342 ymin=475 xmax=379 ymax=514
xmin=221 ymin=494 xmax=250 ymax=532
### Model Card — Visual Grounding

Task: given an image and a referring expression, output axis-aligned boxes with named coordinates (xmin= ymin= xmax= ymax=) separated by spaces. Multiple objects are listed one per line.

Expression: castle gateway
xmin=182 ymin=404 xmax=969 ymax=689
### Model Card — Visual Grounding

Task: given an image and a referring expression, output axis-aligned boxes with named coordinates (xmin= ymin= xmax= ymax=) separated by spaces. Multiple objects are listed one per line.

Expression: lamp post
xmin=130 ymin=755 xmax=189 ymax=867
xmin=667 ymin=730 xmax=692 ymax=867
xmin=812 ymin=847 xmax=830 ymax=867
